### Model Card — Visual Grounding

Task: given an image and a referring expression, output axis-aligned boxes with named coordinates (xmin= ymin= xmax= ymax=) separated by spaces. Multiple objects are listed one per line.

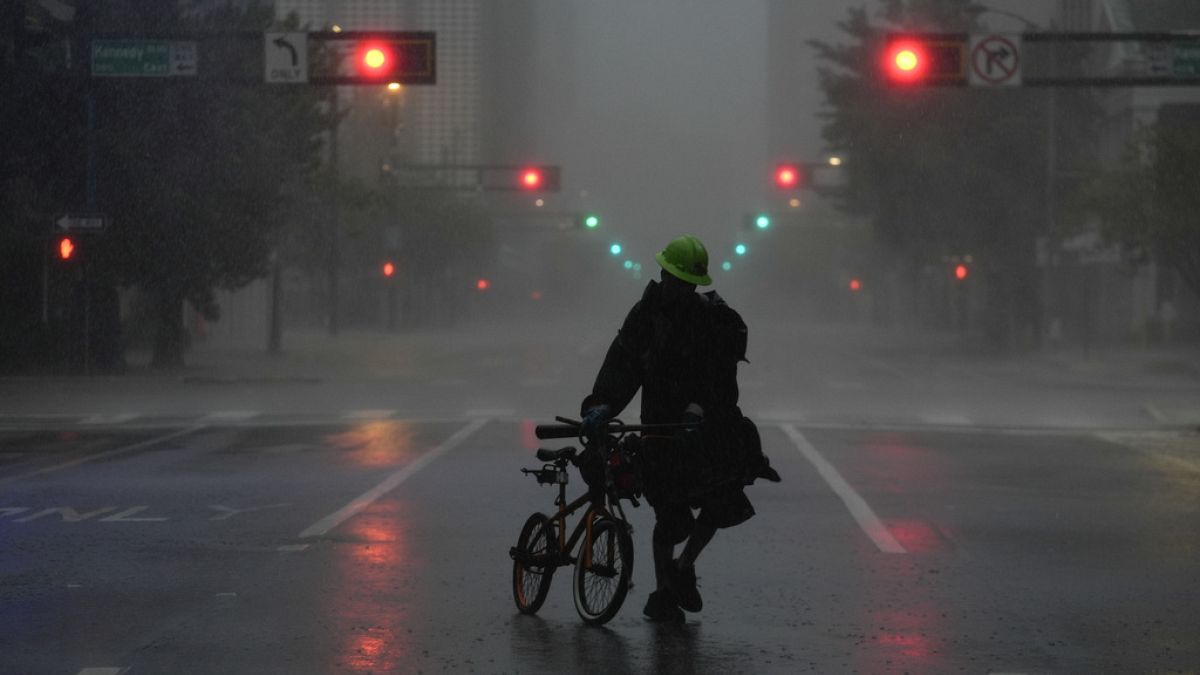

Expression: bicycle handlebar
xmin=534 ymin=416 xmax=700 ymax=440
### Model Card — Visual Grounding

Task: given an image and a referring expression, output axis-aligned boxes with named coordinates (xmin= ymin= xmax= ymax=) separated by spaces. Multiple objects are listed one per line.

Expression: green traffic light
xmin=623 ymin=260 xmax=633 ymax=270
xmin=755 ymin=214 xmax=770 ymax=229
xmin=735 ymin=243 xmax=747 ymax=256
xmin=722 ymin=260 xmax=732 ymax=271
xmin=584 ymin=214 xmax=600 ymax=228
xmin=610 ymin=243 xmax=622 ymax=256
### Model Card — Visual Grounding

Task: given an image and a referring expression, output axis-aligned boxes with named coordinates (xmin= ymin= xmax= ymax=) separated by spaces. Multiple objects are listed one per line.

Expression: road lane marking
xmin=81 ymin=413 xmax=140 ymax=425
xmin=465 ymin=408 xmax=514 ymax=419
xmin=298 ymin=417 xmax=490 ymax=539
xmin=77 ymin=668 xmax=127 ymax=675
xmin=0 ymin=425 xmax=204 ymax=487
xmin=278 ymin=544 xmax=310 ymax=552
xmin=919 ymin=413 xmax=972 ymax=426
xmin=344 ymin=409 xmax=397 ymax=420
xmin=207 ymin=503 xmax=289 ymax=521
xmin=780 ymin=424 xmax=906 ymax=554
xmin=204 ymin=411 xmax=260 ymax=422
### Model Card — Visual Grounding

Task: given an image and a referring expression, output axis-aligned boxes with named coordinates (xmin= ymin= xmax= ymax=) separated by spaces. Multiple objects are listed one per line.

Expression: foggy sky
xmin=552 ymin=0 xmax=1053 ymax=264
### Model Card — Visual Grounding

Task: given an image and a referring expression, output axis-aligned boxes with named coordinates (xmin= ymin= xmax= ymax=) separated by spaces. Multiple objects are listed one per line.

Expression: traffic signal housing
xmin=516 ymin=165 xmax=561 ymax=192
xmin=883 ymin=35 xmax=966 ymax=85
xmin=317 ymin=31 xmax=437 ymax=85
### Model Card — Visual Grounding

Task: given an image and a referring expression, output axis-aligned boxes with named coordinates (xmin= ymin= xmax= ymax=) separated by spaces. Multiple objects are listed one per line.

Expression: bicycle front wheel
xmin=572 ymin=517 xmax=633 ymax=625
xmin=512 ymin=512 xmax=557 ymax=614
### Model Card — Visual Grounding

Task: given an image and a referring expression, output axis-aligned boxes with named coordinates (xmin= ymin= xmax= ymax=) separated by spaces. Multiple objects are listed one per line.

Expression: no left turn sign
xmin=969 ymin=33 xmax=1022 ymax=87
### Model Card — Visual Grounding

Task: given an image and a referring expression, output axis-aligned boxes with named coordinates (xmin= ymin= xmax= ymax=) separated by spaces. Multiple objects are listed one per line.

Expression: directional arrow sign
xmin=265 ymin=32 xmax=307 ymax=84
xmin=968 ymin=34 xmax=1022 ymax=87
xmin=54 ymin=214 xmax=107 ymax=232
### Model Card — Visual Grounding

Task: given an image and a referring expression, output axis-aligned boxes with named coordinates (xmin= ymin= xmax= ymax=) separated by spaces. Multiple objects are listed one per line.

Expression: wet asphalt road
xmin=1 ymin=415 xmax=1197 ymax=674
xmin=2 ymin=319 xmax=1199 ymax=673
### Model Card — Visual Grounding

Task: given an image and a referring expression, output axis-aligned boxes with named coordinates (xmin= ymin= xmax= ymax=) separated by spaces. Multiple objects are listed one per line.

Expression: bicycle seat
xmin=536 ymin=447 xmax=577 ymax=462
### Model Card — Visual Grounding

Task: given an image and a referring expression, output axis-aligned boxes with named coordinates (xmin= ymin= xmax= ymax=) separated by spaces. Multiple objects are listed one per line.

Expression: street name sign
xmin=54 ymin=214 xmax=107 ymax=232
xmin=968 ymin=34 xmax=1022 ymax=87
xmin=265 ymin=32 xmax=308 ymax=84
xmin=92 ymin=40 xmax=197 ymax=77
xmin=1173 ymin=42 xmax=1200 ymax=77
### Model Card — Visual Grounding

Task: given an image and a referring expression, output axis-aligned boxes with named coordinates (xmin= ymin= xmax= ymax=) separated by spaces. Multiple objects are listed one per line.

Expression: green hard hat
xmin=655 ymin=235 xmax=712 ymax=286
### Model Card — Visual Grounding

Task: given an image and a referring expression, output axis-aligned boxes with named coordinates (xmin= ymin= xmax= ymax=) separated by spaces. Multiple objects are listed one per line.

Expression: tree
xmin=1092 ymin=111 xmax=1200 ymax=301
xmin=809 ymin=0 xmax=1099 ymax=349
xmin=91 ymin=1 xmax=328 ymax=367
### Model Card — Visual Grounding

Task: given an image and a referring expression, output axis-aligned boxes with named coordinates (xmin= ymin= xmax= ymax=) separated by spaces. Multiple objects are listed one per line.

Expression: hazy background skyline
xmin=542 ymin=0 xmax=1054 ymax=259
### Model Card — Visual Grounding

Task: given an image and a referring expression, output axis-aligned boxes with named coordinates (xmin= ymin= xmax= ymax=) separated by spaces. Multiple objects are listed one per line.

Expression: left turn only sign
xmin=265 ymin=32 xmax=308 ymax=83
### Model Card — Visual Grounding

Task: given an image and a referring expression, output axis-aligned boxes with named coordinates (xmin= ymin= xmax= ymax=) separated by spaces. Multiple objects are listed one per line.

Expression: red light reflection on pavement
xmin=886 ymin=518 xmax=944 ymax=553
xmin=854 ymin=432 xmax=950 ymax=671
xmin=872 ymin=607 xmax=938 ymax=660
xmin=335 ymin=500 xmax=412 ymax=672
xmin=326 ymin=421 xmax=416 ymax=467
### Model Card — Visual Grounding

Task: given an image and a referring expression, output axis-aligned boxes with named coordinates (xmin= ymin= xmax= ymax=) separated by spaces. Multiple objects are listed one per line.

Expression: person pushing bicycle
xmin=579 ymin=234 xmax=780 ymax=622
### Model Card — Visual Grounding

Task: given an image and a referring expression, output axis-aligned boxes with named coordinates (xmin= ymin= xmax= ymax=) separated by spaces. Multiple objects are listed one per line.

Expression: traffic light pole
xmin=327 ymin=88 xmax=341 ymax=337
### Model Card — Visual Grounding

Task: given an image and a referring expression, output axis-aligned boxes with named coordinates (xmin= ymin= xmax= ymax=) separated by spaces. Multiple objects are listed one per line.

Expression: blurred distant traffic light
xmin=476 ymin=278 xmax=491 ymax=291
xmin=514 ymin=165 xmax=560 ymax=192
xmin=584 ymin=214 xmax=600 ymax=229
xmin=774 ymin=164 xmax=803 ymax=190
xmin=849 ymin=278 xmax=862 ymax=292
xmin=755 ymin=214 xmax=771 ymax=230
xmin=883 ymin=36 xmax=965 ymax=85
xmin=609 ymin=243 xmax=622 ymax=256
xmin=382 ymin=261 xmax=395 ymax=278
xmin=954 ymin=263 xmax=969 ymax=281
xmin=734 ymin=243 xmax=747 ymax=256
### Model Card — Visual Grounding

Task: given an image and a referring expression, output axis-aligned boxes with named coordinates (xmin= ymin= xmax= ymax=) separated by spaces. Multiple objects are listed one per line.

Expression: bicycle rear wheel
xmin=512 ymin=512 xmax=557 ymax=614
xmin=572 ymin=517 xmax=633 ymax=625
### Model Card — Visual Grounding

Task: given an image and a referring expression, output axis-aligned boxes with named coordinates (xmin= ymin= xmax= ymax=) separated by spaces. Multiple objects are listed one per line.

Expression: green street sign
xmin=92 ymin=40 xmax=197 ymax=77
xmin=1172 ymin=43 xmax=1200 ymax=77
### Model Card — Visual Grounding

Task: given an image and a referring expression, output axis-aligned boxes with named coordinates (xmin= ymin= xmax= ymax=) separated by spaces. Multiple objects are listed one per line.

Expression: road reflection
xmin=857 ymin=432 xmax=948 ymax=672
xmin=333 ymin=499 xmax=412 ymax=672
xmin=326 ymin=421 xmax=416 ymax=467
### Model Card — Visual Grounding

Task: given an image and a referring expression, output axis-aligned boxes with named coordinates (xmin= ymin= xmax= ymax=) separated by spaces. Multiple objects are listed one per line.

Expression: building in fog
xmin=1046 ymin=0 xmax=1200 ymax=345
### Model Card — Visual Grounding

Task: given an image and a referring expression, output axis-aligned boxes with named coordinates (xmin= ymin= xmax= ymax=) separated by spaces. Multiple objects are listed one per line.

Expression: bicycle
xmin=509 ymin=416 xmax=695 ymax=625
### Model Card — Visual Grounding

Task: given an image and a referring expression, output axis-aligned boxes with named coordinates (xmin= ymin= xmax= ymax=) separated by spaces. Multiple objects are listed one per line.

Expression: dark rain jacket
xmin=581 ymin=280 xmax=748 ymax=427
xmin=580 ymin=280 xmax=754 ymax=501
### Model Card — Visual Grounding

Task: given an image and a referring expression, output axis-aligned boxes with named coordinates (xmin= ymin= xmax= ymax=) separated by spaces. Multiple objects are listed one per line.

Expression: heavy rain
xmin=1 ymin=1 xmax=1198 ymax=673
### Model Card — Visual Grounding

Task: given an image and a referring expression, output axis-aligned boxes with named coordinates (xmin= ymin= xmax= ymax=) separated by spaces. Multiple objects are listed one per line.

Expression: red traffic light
xmin=885 ymin=41 xmax=926 ymax=83
xmin=774 ymin=164 xmax=802 ymax=189
xmin=382 ymin=262 xmax=395 ymax=277
xmin=356 ymin=41 xmax=397 ymax=78
xmin=476 ymin=278 xmax=490 ymax=291
xmin=520 ymin=168 xmax=542 ymax=190
xmin=58 ymin=236 xmax=76 ymax=261
xmin=954 ymin=264 xmax=969 ymax=281
xmin=849 ymin=278 xmax=862 ymax=292
xmin=883 ymin=36 xmax=966 ymax=85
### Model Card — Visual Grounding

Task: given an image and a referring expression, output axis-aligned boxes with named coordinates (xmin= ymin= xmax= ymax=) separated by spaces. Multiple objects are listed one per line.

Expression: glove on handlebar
xmin=580 ymin=404 xmax=611 ymax=437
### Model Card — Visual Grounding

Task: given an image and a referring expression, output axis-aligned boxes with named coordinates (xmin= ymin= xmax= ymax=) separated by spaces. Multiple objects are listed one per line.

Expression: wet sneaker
xmin=642 ymin=590 xmax=684 ymax=623
xmin=669 ymin=560 xmax=703 ymax=613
